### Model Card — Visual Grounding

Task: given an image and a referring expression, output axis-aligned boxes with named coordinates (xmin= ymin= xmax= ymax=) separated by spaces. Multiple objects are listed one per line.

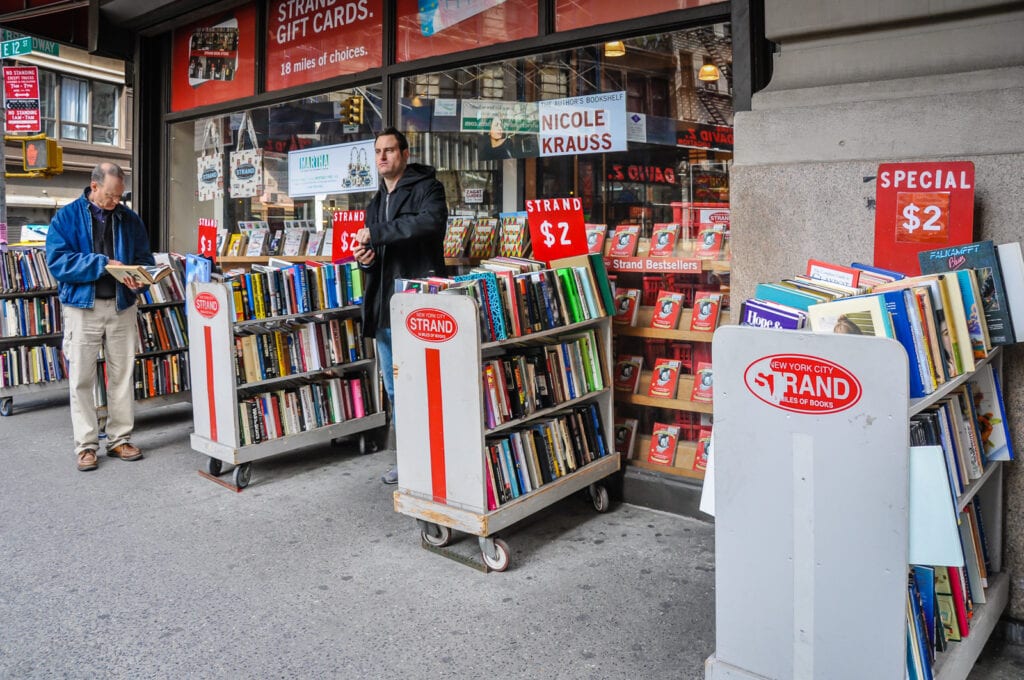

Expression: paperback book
xmin=694 ymin=427 xmax=712 ymax=471
xmin=690 ymin=291 xmax=723 ymax=332
xmin=647 ymin=422 xmax=679 ymax=465
xmin=691 ymin=362 xmax=714 ymax=403
xmin=612 ymin=288 xmax=641 ymax=326
xmin=443 ymin=217 xmax=473 ymax=258
xmin=647 ymin=358 xmax=682 ymax=399
xmin=650 ymin=290 xmax=685 ymax=330
xmin=608 ymin=225 xmax=641 ymax=257
xmin=613 ymin=355 xmax=644 ymax=394
xmin=649 ymin=223 xmax=680 ymax=257
xmin=585 ymin=224 xmax=607 ymax=255
xmin=613 ymin=417 xmax=639 ymax=458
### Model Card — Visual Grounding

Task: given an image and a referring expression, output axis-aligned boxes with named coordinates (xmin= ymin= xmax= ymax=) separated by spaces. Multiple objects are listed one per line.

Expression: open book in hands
xmin=105 ymin=263 xmax=172 ymax=286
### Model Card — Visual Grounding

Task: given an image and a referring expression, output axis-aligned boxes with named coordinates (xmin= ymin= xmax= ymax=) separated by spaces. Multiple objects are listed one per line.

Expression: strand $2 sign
xmin=525 ymin=197 xmax=588 ymax=264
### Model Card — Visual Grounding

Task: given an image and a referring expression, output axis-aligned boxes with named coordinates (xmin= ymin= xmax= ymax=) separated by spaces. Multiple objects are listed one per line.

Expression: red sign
xmin=194 ymin=292 xmax=220 ymax=319
xmin=170 ymin=5 xmax=257 ymax=112
xmin=266 ymin=0 xmax=382 ymax=92
xmin=3 ymin=66 xmax=40 ymax=133
xmin=525 ymin=197 xmax=589 ymax=264
xmin=677 ymin=122 xmax=734 ymax=152
xmin=197 ymin=218 xmax=218 ymax=261
xmin=331 ymin=210 xmax=365 ymax=262
xmin=743 ymin=354 xmax=862 ymax=415
xmin=406 ymin=308 xmax=458 ymax=343
xmin=606 ymin=164 xmax=676 ymax=185
xmin=874 ymin=161 xmax=975 ymax=275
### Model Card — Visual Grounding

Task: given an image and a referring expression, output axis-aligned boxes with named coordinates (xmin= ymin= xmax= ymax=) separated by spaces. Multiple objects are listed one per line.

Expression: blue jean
xmin=375 ymin=328 xmax=394 ymax=409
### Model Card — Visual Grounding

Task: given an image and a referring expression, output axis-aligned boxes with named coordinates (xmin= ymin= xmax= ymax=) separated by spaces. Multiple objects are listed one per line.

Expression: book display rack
xmin=0 ymin=247 xmax=67 ymax=416
xmin=705 ymin=326 xmax=1009 ymax=680
xmin=390 ymin=261 xmax=618 ymax=572
xmin=186 ymin=265 xmax=385 ymax=489
xmin=604 ymin=230 xmax=730 ymax=481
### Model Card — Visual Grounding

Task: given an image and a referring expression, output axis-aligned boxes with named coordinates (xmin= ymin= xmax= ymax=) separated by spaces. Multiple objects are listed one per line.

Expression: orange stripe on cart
xmin=425 ymin=347 xmax=446 ymax=502
xmin=204 ymin=326 xmax=217 ymax=441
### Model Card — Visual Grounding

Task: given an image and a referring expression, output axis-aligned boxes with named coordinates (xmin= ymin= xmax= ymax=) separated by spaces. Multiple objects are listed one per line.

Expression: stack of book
xmin=0 ymin=248 xmax=57 ymax=292
xmin=1 ymin=296 xmax=61 ymax=338
xmin=227 ymin=261 xmax=365 ymax=321
xmin=0 ymin=345 xmax=67 ymax=388
xmin=133 ymin=352 xmax=189 ymax=399
xmin=233 ymin=317 xmax=368 ymax=385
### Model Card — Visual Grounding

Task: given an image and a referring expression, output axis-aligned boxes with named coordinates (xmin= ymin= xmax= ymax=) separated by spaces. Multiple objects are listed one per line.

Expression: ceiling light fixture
xmin=604 ymin=40 xmax=626 ymax=58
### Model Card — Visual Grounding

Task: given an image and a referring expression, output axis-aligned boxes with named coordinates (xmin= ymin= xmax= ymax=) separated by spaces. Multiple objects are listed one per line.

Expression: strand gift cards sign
xmin=538 ymin=91 xmax=626 ymax=157
xmin=874 ymin=161 xmax=975 ymax=276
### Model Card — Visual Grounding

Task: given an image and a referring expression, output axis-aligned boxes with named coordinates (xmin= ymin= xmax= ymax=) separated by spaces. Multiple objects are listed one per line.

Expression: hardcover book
xmin=469 ymin=218 xmax=500 ymax=259
xmin=649 ymin=223 xmax=679 ymax=257
xmin=740 ymin=298 xmax=808 ymax=330
xmin=691 ymin=362 xmax=714 ymax=403
xmin=105 ymin=264 xmax=173 ymax=286
xmin=647 ymin=422 xmax=679 ymax=465
xmin=225 ymin=233 xmax=245 ymax=257
xmin=647 ymin=358 xmax=682 ymax=399
xmin=996 ymin=241 xmax=1024 ymax=342
xmin=695 ymin=228 xmax=725 ymax=259
xmin=806 ymin=258 xmax=861 ymax=288
xmin=650 ymin=290 xmax=685 ymax=330
xmin=693 ymin=427 xmax=712 ymax=471
xmin=690 ymin=291 xmax=723 ymax=332
xmin=607 ymin=225 xmax=641 ymax=257
xmin=612 ymin=355 xmax=643 ymax=394
xmin=806 ymin=295 xmax=894 ymax=338
xmin=282 ymin=228 xmax=309 ymax=256
xmin=305 ymin=230 xmax=325 ymax=257
xmin=499 ymin=213 xmax=530 ymax=258
xmin=613 ymin=417 xmax=639 ymax=458
xmin=585 ymin=224 xmax=607 ymax=255
xmin=612 ymin=288 xmax=641 ymax=326
xmin=918 ymin=240 xmax=1016 ymax=344
xmin=443 ymin=217 xmax=473 ymax=258
xmin=245 ymin=229 xmax=270 ymax=256
xmin=971 ymin=363 xmax=1013 ymax=461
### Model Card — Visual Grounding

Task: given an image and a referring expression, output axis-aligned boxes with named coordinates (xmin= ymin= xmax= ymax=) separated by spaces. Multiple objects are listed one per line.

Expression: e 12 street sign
xmin=0 ymin=37 xmax=32 ymax=60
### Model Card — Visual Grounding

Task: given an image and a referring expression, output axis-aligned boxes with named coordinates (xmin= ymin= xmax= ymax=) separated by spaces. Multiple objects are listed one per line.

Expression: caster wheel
xmin=234 ymin=463 xmax=252 ymax=489
xmin=0 ymin=397 xmax=12 ymax=416
xmin=421 ymin=523 xmax=453 ymax=548
xmin=590 ymin=484 xmax=610 ymax=513
xmin=481 ymin=538 xmax=511 ymax=572
xmin=359 ymin=435 xmax=369 ymax=455
xmin=206 ymin=457 xmax=223 ymax=476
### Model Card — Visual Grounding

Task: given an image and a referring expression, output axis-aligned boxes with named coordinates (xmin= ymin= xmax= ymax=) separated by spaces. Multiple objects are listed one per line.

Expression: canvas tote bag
xmin=229 ymin=112 xmax=263 ymax=198
xmin=196 ymin=119 xmax=224 ymax=202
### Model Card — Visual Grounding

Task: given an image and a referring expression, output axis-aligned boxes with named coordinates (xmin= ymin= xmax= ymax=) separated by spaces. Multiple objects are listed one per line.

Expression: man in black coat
xmin=354 ymin=127 xmax=448 ymax=484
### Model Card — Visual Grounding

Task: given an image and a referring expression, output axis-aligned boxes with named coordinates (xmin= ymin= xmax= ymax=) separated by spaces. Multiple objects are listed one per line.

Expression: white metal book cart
xmin=391 ymin=292 xmax=620 ymax=572
xmin=705 ymin=326 xmax=1007 ymax=680
xmin=187 ymin=281 xmax=386 ymax=488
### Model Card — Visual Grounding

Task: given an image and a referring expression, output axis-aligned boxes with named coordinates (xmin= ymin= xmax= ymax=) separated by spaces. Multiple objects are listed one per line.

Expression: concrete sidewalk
xmin=0 ymin=395 xmax=1019 ymax=679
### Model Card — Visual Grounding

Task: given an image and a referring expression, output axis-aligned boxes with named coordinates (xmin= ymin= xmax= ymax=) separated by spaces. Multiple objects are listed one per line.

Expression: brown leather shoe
xmin=77 ymin=449 xmax=98 ymax=471
xmin=107 ymin=443 xmax=143 ymax=461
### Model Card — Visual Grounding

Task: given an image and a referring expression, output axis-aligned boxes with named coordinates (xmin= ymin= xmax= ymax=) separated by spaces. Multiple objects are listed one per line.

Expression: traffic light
xmin=22 ymin=137 xmax=62 ymax=174
xmin=341 ymin=95 xmax=364 ymax=125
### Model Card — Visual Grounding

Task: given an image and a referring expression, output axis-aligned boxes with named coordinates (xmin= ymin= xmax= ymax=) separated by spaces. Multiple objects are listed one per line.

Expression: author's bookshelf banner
xmin=525 ymin=197 xmax=588 ymax=263
xmin=266 ymin=0 xmax=382 ymax=92
xmin=874 ymin=161 xmax=975 ymax=276
xmin=287 ymin=139 xmax=377 ymax=198
xmin=538 ymin=91 xmax=626 ymax=157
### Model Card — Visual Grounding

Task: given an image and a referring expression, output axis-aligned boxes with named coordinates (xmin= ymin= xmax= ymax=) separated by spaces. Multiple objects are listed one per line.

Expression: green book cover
xmin=556 ymin=268 xmax=583 ymax=324
xmin=587 ymin=253 xmax=615 ymax=316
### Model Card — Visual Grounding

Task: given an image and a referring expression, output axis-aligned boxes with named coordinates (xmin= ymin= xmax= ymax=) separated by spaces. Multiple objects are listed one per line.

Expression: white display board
xmin=706 ymin=326 xmax=910 ymax=680
xmin=391 ymin=294 xmax=487 ymax=512
xmin=187 ymin=281 xmax=239 ymax=447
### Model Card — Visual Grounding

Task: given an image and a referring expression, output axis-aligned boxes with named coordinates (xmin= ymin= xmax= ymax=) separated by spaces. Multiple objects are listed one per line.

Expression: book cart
xmin=0 ymin=247 xmax=67 ymax=416
xmin=705 ymin=326 xmax=1008 ymax=680
xmin=390 ymin=292 xmax=619 ymax=572
xmin=186 ymin=280 xmax=386 ymax=488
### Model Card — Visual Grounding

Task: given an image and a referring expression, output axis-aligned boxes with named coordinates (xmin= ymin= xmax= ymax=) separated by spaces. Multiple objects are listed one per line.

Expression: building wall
xmin=732 ymin=2 xmax=1024 ymax=616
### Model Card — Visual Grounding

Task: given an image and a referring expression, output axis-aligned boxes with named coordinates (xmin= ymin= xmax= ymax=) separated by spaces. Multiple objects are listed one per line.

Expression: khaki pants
xmin=63 ymin=300 xmax=137 ymax=454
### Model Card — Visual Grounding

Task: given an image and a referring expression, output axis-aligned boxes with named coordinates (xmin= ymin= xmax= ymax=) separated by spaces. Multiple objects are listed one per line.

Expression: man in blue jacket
xmin=46 ymin=162 xmax=155 ymax=471
xmin=354 ymin=128 xmax=448 ymax=485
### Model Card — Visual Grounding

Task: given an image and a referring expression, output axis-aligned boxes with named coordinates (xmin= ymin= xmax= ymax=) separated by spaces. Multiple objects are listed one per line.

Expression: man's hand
xmin=353 ymin=244 xmax=375 ymax=266
xmin=108 ymin=259 xmax=144 ymax=291
xmin=355 ymin=227 xmax=371 ymax=245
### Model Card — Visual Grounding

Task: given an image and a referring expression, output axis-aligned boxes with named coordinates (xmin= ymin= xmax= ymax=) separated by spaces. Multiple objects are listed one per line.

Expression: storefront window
xmin=395 ymin=25 xmax=733 ymax=239
xmin=396 ymin=0 xmax=538 ymax=63
xmin=555 ymin=0 xmax=725 ymax=32
xmin=167 ymin=84 xmax=384 ymax=254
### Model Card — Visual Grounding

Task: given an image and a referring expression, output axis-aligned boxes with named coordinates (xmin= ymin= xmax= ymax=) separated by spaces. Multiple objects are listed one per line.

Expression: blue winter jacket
xmin=45 ymin=189 xmax=156 ymax=312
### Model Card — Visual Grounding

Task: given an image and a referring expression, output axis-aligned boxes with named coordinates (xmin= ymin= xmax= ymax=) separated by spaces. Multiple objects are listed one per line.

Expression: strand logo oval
xmin=406 ymin=308 xmax=458 ymax=343
xmin=744 ymin=353 xmax=861 ymax=414
xmin=194 ymin=292 xmax=220 ymax=319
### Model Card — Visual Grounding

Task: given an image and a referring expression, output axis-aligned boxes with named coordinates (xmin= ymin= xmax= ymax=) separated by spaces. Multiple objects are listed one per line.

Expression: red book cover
xmin=691 ymin=362 xmax=714 ymax=402
xmin=585 ymin=224 xmax=607 ymax=255
xmin=690 ymin=291 xmax=723 ymax=332
xmin=612 ymin=288 xmax=641 ymax=326
xmin=608 ymin=225 xmax=641 ymax=257
xmin=947 ymin=566 xmax=971 ymax=638
xmin=695 ymin=228 xmax=725 ymax=259
xmin=693 ymin=427 xmax=712 ymax=471
xmin=806 ymin=259 xmax=861 ymax=288
xmin=613 ymin=355 xmax=644 ymax=394
xmin=647 ymin=358 xmax=682 ymax=399
xmin=650 ymin=290 xmax=684 ymax=330
xmin=647 ymin=422 xmax=679 ymax=465
xmin=649 ymin=223 xmax=679 ymax=257
xmin=613 ymin=417 xmax=639 ymax=458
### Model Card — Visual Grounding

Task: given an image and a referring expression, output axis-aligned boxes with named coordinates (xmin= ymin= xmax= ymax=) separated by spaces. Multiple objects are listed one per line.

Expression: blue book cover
xmin=912 ymin=565 xmax=938 ymax=655
xmin=586 ymin=403 xmax=607 ymax=458
xmin=753 ymin=282 xmax=823 ymax=311
xmin=875 ymin=290 xmax=929 ymax=398
xmin=454 ymin=271 xmax=507 ymax=340
xmin=851 ymin=262 xmax=906 ymax=281
xmin=740 ymin=298 xmax=807 ymax=329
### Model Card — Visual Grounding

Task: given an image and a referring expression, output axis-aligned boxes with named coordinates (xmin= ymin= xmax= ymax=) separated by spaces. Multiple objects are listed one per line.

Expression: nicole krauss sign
xmin=266 ymin=0 xmax=382 ymax=91
xmin=538 ymin=91 xmax=626 ymax=157
xmin=287 ymin=139 xmax=377 ymax=198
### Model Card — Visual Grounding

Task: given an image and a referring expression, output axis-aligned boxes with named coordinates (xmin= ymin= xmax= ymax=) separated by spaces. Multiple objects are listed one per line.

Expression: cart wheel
xmin=0 ymin=397 xmax=12 ymax=417
xmin=206 ymin=457 xmax=223 ymax=476
xmin=421 ymin=523 xmax=453 ymax=548
xmin=481 ymin=538 xmax=511 ymax=572
xmin=589 ymin=484 xmax=610 ymax=513
xmin=234 ymin=463 xmax=252 ymax=489
xmin=359 ymin=434 xmax=368 ymax=455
